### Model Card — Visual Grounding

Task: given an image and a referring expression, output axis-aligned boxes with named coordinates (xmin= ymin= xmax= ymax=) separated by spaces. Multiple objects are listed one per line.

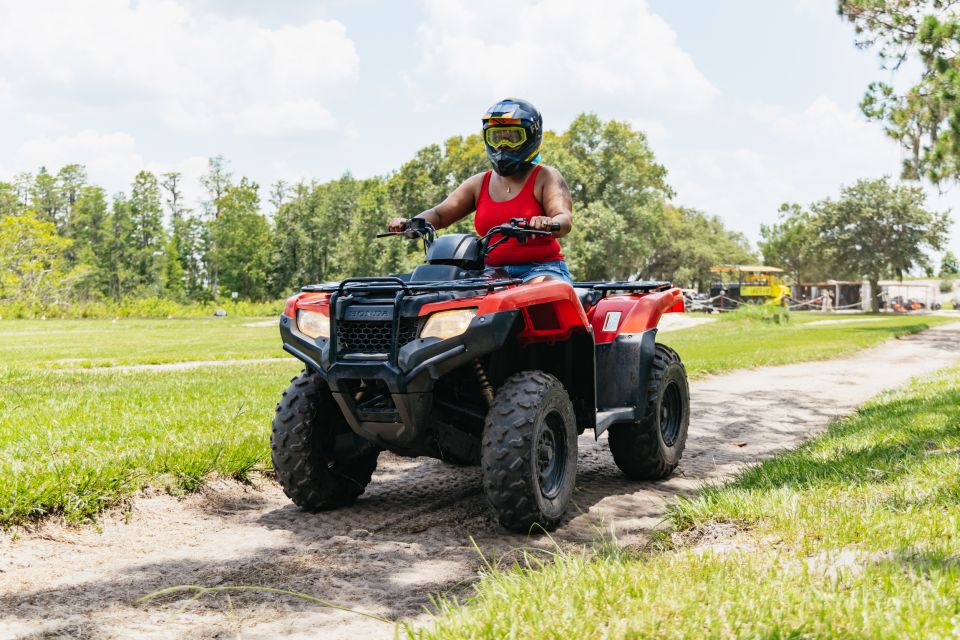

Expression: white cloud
xmin=15 ymin=130 xmax=144 ymax=192
xmin=228 ymin=100 xmax=338 ymax=136
xmin=413 ymin=0 xmax=717 ymax=115
xmin=667 ymin=95 xmax=960 ymax=259
xmin=23 ymin=112 xmax=67 ymax=131
xmin=11 ymin=129 xmax=208 ymax=209
xmin=0 ymin=1 xmax=358 ymax=135
xmin=0 ymin=77 xmax=14 ymax=111
xmin=627 ymin=118 xmax=670 ymax=142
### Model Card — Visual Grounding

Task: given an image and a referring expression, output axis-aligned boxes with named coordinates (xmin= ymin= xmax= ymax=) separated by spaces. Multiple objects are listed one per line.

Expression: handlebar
xmin=379 ymin=216 xmax=561 ymax=259
xmin=377 ymin=217 xmax=436 ymax=246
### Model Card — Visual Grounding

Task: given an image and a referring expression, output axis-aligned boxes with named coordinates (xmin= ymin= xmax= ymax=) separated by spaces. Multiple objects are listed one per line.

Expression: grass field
xmin=0 ymin=317 xmax=283 ymax=369
xmin=667 ymin=310 xmax=956 ymax=378
xmin=0 ymin=312 xmax=954 ymax=526
xmin=410 ymin=365 xmax=960 ymax=639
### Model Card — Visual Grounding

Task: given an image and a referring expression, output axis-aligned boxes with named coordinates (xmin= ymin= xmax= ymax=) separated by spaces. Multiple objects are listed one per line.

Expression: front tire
xmin=608 ymin=344 xmax=690 ymax=480
xmin=271 ymin=371 xmax=379 ymax=510
xmin=481 ymin=371 xmax=577 ymax=533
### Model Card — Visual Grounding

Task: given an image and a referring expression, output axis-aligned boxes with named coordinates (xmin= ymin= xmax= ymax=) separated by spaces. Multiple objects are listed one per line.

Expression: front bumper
xmin=279 ymin=310 xmax=518 ymax=449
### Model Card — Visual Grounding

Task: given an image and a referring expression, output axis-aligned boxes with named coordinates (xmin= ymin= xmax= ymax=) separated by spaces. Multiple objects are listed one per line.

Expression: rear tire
xmin=481 ymin=371 xmax=577 ymax=533
xmin=608 ymin=344 xmax=689 ymax=480
xmin=271 ymin=371 xmax=379 ymax=510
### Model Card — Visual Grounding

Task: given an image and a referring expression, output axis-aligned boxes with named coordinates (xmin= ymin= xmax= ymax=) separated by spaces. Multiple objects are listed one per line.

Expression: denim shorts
xmin=496 ymin=260 xmax=573 ymax=284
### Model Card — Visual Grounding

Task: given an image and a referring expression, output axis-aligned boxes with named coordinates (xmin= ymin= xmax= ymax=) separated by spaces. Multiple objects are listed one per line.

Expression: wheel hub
xmin=660 ymin=381 xmax=682 ymax=447
xmin=536 ymin=412 xmax=567 ymax=499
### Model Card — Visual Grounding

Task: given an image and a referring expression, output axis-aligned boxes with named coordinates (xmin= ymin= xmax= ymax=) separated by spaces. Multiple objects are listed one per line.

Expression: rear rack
xmin=573 ymin=280 xmax=673 ymax=293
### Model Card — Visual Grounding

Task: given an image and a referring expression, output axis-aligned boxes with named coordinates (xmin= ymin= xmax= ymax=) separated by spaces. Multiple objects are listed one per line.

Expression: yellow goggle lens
xmin=485 ymin=126 xmax=527 ymax=150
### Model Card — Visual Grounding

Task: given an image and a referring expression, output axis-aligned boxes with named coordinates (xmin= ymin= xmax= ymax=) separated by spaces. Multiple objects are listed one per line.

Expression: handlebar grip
xmin=550 ymin=222 xmax=561 ymax=232
xmin=376 ymin=232 xmax=400 ymax=238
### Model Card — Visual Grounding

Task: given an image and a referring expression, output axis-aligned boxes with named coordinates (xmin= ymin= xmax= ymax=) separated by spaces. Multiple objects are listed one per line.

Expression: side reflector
xmin=602 ymin=311 xmax=622 ymax=332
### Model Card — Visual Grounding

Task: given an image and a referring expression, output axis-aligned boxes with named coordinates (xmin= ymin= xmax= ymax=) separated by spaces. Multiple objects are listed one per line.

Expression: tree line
xmin=0 ymin=114 xmax=754 ymax=313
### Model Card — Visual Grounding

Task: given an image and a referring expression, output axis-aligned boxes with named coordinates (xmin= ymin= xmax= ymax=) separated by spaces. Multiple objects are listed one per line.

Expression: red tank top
xmin=474 ymin=165 xmax=564 ymax=266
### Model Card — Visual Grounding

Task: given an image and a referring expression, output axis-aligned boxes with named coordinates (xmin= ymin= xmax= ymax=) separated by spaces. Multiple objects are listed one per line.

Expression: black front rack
xmin=311 ymin=277 xmax=522 ymax=367
xmin=302 ymin=276 xmax=523 ymax=295
xmin=303 ymin=278 xmax=673 ymax=295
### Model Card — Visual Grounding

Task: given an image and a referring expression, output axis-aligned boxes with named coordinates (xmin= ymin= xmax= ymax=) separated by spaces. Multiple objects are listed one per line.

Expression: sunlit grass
xmin=0 ymin=317 xmax=284 ymax=369
xmin=1 ymin=313 xmax=955 ymax=527
xmin=665 ymin=312 xmax=955 ymax=378
xmin=408 ymin=367 xmax=960 ymax=639
xmin=0 ymin=360 xmax=300 ymax=525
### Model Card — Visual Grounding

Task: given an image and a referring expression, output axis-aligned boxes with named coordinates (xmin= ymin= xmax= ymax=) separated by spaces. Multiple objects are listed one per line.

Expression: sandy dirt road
xmin=3 ymin=323 xmax=959 ymax=640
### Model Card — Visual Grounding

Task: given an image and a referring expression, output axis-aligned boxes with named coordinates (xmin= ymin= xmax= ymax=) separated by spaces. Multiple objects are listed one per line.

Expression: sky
xmin=0 ymin=0 xmax=958 ymax=261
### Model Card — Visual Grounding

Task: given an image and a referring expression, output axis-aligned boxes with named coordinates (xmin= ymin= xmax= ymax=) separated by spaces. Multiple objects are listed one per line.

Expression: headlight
xmin=420 ymin=308 xmax=477 ymax=340
xmin=297 ymin=310 xmax=330 ymax=339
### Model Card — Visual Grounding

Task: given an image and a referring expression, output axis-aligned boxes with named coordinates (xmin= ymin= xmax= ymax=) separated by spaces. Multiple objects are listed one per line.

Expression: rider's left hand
xmin=529 ymin=216 xmax=554 ymax=232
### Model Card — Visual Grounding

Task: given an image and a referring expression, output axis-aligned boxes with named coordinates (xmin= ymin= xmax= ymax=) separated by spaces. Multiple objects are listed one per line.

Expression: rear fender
xmin=589 ymin=288 xmax=683 ymax=345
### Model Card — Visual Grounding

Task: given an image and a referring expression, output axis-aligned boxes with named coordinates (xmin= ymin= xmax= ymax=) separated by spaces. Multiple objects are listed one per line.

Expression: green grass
xmin=408 ymin=367 xmax=960 ymax=639
xmin=1 ymin=313 xmax=955 ymax=527
xmin=0 ymin=360 xmax=300 ymax=524
xmin=0 ymin=317 xmax=283 ymax=369
xmin=666 ymin=311 xmax=955 ymax=378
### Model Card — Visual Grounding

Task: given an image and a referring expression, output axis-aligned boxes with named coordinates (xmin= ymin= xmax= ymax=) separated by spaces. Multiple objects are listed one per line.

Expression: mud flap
xmin=593 ymin=329 xmax=657 ymax=437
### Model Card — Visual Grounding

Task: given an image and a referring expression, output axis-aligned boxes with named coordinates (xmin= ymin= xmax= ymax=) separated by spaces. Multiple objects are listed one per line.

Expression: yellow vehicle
xmin=708 ymin=265 xmax=791 ymax=306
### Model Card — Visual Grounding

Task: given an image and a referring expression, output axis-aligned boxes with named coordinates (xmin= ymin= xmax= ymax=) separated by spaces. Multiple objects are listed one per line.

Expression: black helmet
xmin=481 ymin=98 xmax=542 ymax=177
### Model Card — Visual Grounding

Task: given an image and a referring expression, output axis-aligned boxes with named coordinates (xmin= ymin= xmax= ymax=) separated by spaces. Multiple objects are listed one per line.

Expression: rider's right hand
xmin=387 ymin=217 xmax=409 ymax=232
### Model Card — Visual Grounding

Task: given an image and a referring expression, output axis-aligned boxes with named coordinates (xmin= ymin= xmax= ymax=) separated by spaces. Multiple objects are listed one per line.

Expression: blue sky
xmin=0 ymin=0 xmax=957 ymax=260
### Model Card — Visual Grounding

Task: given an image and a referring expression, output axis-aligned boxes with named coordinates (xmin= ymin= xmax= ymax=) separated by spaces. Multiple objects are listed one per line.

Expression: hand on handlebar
xmin=511 ymin=216 xmax=562 ymax=235
xmin=387 ymin=217 xmax=409 ymax=233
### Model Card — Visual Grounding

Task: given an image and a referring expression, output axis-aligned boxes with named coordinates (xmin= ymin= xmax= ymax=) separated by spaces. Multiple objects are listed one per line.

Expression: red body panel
xmin=283 ymin=284 xmax=684 ymax=345
xmin=587 ymin=288 xmax=684 ymax=344
xmin=419 ymin=281 xmax=589 ymax=344
xmin=283 ymin=292 xmax=329 ymax=318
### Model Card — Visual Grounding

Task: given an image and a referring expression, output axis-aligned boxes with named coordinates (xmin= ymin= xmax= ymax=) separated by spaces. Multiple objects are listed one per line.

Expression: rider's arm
xmin=388 ymin=173 xmax=483 ymax=231
xmin=530 ymin=167 xmax=573 ymax=237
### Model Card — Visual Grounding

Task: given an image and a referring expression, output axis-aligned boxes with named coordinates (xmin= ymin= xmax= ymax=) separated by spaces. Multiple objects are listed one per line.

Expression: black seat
xmin=410 ymin=264 xmax=465 ymax=282
xmin=574 ymin=287 xmax=597 ymax=310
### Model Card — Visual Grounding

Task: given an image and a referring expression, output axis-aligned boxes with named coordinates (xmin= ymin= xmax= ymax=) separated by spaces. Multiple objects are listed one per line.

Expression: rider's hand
xmin=387 ymin=217 xmax=409 ymax=232
xmin=528 ymin=216 xmax=555 ymax=232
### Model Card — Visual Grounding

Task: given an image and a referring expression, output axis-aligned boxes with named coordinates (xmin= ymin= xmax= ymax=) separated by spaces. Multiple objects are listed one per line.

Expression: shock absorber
xmin=474 ymin=359 xmax=495 ymax=406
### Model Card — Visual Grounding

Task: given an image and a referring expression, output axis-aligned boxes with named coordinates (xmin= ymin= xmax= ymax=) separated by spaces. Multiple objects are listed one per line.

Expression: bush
xmin=719 ymin=304 xmax=791 ymax=325
xmin=0 ymin=296 xmax=283 ymax=320
xmin=940 ymin=277 xmax=955 ymax=294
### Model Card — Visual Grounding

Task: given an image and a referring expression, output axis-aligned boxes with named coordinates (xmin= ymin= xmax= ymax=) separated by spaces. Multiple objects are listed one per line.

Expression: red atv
xmin=273 ymin=218 xmax=690 ymax=532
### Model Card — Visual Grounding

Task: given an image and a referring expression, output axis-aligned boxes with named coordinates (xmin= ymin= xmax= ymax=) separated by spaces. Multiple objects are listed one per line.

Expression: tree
xmin=129 ymin=171 xmax=166 ymax=294
xmin=161 ymin=171 xmax=207 ymax=300
xmin=201 ymin=155 xmax=234 ymax=220
xmin=839 ymin=1 xmax=960 ymax=182
xmin=812 ymin=177 xmax=950 ymax=311
xmin=105 ymin=195 xmax=136 ymax=302
xmin=559 ymin=115 xmax=672 ymax=279
xmin=201 ymin=156 xmax=235 ymax=297
xmin=941 ymin=249 xmax=960 ymax=274
xmin=68 ymin=186 xmax=111 ymax=297
xmin=0 ymin=182 xmax=20 ymax=218
xmin=209 ymin=178 xmax=271 ymax=299
xmin=30 ymin=167 xmax=64 ymax=227
xmin=643 ymin=206 xmax=755 ymax=290
xmin=759 ymin=203 xmax=827 ymax=284
xmin=0 ymin=212 xmax=72 ymax=309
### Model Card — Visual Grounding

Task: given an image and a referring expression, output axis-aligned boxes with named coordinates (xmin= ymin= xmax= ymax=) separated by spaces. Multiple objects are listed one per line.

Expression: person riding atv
xmin=389 ymin=97 xmax=574 ymax=284
xmin=271 ymin=99 xmax=692 ymax=534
